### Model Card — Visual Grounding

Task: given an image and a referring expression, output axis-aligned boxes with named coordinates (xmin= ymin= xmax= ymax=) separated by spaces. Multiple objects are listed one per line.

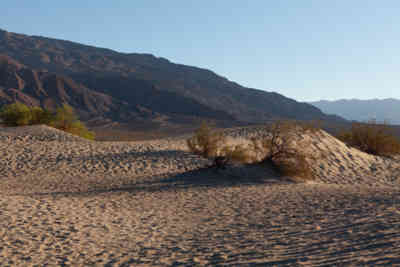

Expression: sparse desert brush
xmin=187 ymin=122 xmax=251 ymax=168
xmin=0 ymin=102 xmax=32 ymax=126
xmin=270 ymin=153 xmax=313 ymax=181
xmin=0 ymin=102 xmax=95 ymax=140
xmin=252 ymin=120 xmax=317 ymax=180
xmin=337 ymin=120 xmax=400 ymax=157
xmin=187 ymin=121 xmax=225 ymax=159
xmin=222 ymin=145 xmax=253 ymax=164
xmin=187 ymin=120 xmax=318 ymax=178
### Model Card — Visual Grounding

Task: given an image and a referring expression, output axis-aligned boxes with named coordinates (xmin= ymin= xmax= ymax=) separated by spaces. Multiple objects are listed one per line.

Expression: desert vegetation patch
xmin=337 ymin=120 xmax=400 ymax=157
xmin=0 ymin=102 xmax=95 ymax=140
xmin=187 ymin=120 xmax=319 ymax=181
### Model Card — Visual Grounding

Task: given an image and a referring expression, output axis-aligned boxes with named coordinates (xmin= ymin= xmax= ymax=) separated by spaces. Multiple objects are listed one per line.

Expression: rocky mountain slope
xmin=0 ymin=54 xmax=127 ymax=121
xmin=0 ymin=29 xmax=343 ymax=127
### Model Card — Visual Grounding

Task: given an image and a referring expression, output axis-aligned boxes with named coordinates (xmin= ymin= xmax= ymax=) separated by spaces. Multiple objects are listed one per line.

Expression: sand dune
xmin=0 ymin=125 xmax=399 ymax=266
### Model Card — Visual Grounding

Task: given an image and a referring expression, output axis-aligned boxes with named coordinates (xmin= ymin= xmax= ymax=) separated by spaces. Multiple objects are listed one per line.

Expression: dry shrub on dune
xmin=186 ymin=122 xmax=251 ymax=168
xmin=337 ymin=120 xmax=400 ymax=157
xmin=187 ymin=120 xmax=318 ymax=180
xmin=186 ymin=122 xmax=225 ymax=159
xmin=222 ymin=145 xmax=253 ymax=164
xmin=252 ymin=120 xmax=317 ymax=181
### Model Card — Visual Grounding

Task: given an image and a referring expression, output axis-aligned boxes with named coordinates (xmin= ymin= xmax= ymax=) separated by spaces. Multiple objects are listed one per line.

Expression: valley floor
xmin=0 ymin=125 xmax=399 ymax=266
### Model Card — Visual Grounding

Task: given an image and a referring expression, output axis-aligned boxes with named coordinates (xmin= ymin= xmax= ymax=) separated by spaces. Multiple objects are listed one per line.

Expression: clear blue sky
xmin=1 ymin=1 xmax=399 ymax=101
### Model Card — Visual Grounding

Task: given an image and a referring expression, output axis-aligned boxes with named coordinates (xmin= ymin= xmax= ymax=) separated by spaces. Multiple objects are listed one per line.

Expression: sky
xmin=1 ymin=1 xmax=399 ymax=102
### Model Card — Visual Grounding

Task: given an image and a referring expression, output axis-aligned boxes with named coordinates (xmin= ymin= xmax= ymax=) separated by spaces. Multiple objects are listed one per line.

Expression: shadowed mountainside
xmin=0 ymin=54 xmax=125 ymax=121
xmin=0 ymin=54 xmax=234 ymax=123
xmin=0 ymin=28 xmax=344 ymax=128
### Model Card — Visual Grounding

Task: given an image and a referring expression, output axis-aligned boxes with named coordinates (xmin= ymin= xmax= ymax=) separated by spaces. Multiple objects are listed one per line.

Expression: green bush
xmin=337 ymin=120 xmax=400 ymax=156
xmin=30 ymin=106 xmax=54 ymax=125
xmin=51 ymin=104 xmax=95 ymax=140
xmin=0 ymin=102 xmax=95 ymax=140
xmin=64 ymin=120 xmax=95 ymax=140
xmin=0 ymin=102 xmax=32 ymax=126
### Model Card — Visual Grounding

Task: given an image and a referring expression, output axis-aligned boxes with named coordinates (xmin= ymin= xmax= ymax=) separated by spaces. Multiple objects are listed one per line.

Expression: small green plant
xmin=64 ymin=120 xmax=95 ymax=140
xmin=0 ymin=102 xmax=32 ymax=126
xmin=30 ymin=106 xmax=54 ymax=125
xmin=337 ymin=120 xmax=400 ymax=156
xmin=51 ymin=104 xmax=78 ymax=130
xmin=0 ymin=102 xmax=95 ymax=140
xmin=51 ymin=104 xmax=95 ymax=140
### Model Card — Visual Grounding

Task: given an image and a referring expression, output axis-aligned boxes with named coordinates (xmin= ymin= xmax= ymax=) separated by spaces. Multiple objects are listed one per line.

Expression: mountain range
xmin=309 ymin=98 xmax=400 ymax=125
xmin=0 ymin=28 xmax=343 ymax=135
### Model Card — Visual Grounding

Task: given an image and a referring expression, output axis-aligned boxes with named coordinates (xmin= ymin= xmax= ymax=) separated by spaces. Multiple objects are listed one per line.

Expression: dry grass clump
xmin=0 ymin=102 xmax=95 ymax=140
xmin=186 ymin=122 xmax=225 ymax=159
xmin=186 ymin=122 xmax=251 ymax=168
xmin=269 ymin=153 xmax=312 ymax=181
xmin=222 ymin=145 xmax=253 ymax=164
xmin=252 ymin=120 xmax=316 ymax=181
xmin=337 ymin=120 xmax=400 ymax=157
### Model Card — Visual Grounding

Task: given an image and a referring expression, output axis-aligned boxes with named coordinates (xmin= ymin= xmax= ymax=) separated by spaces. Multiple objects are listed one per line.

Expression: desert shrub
xmin=337 ymin=120 xmax=400 ymax=156
xmin=30 ymin=106 xmax=54 ymax=125
xmin=187 ymin=120 xmax=317 ymax=177
xmin=187 ymin=122 xmax=226 ymax=159
xmin=252 ymin=120 xmax=316 ymax=180
xmin=51 ymin=104 xmax=95 ymax=140
xmin=64 ymin=120 xmax=95 ymax=140
xmin=0 ymin=102 xmax=32 ymax=126
xmin=270 ymin=153 xmax=312 ymax=180
xmin=51 ymin=104 xmax=78 ymax=130
xmin=187 ymin=122 xmax=251 ymax=168
xmin=0 ymin=103 xmax=54 ymax=126
xmin=0 ymin=102 xmax=95 ymax=140
xmin=222 ymin=145 xmax=252 ymax=164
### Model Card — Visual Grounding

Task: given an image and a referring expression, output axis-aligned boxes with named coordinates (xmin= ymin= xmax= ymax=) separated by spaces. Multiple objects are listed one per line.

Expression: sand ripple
xmin=0 ymin=125 xmax=399 ymax=266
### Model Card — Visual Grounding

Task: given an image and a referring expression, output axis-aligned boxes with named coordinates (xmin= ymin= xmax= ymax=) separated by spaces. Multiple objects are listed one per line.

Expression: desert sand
xmin=0 ymin=125 xmax=399 ymax=266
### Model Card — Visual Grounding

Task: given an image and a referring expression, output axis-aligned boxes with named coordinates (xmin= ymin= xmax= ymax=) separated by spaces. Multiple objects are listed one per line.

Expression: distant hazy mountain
xmin=309 ymin=98 xmax=400 ymax=125
xmin=0 ymin=28 xmax=344 ymax=128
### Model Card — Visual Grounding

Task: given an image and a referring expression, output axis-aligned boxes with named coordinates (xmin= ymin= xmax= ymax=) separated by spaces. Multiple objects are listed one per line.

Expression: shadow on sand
xmin=38 ymin=149 xmax=201 ymax=164
xmin=28 ymin=163 xmax=291 ymax=198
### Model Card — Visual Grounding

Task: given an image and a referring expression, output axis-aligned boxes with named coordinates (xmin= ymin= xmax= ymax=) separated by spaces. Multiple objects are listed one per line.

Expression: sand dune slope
xmin=300 ymin=130 xmax=400 ymax=185
xmin=0 ymin=125 xmax=399 ymax=266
